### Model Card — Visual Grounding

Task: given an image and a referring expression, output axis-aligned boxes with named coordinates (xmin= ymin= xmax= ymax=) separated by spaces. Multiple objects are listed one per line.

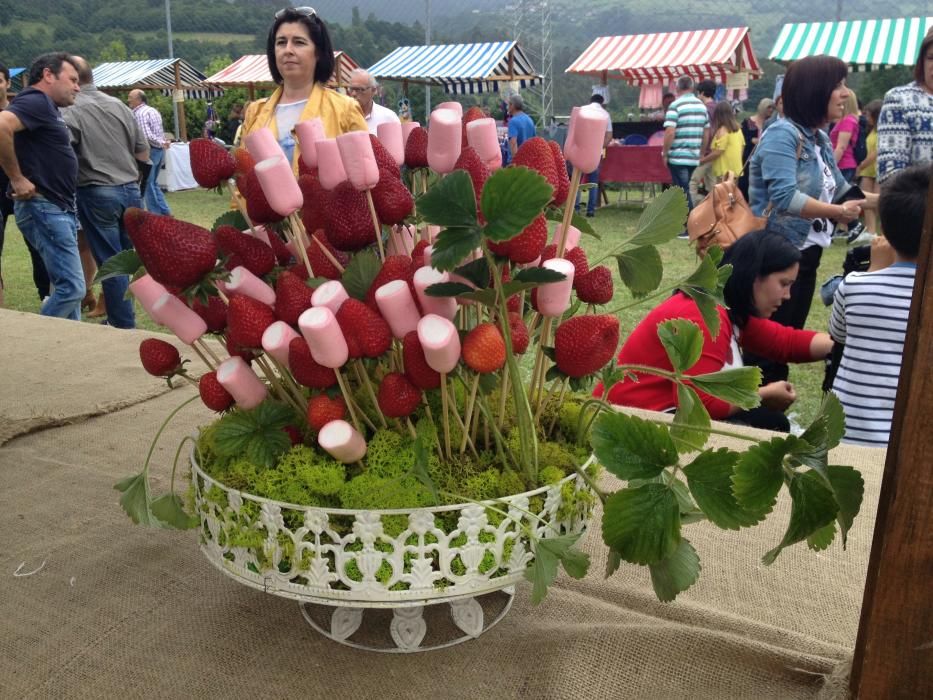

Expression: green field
xmin=129 ymin=31 xmax=258 ymax=43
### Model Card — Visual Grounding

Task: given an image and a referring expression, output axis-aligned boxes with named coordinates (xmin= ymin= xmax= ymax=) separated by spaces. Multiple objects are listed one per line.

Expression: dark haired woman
xmin=604 ymin=231 xmax=833 ymax=431
xmin=747 ymin=55 xmax=876 ymax=383
xmin=240 ymin=7 xmax=366 ymax=171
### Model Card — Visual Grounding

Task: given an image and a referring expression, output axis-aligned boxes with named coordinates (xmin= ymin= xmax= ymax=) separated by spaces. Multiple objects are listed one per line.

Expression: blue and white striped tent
xmin=91 ymin=58 xmax=221 ymax=99
xmin=368 ymin=41 xmax=541 ymax=95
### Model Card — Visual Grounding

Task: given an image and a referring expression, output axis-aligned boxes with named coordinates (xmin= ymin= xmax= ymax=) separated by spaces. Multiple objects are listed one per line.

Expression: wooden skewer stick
xmin=459 ymin=372 xmax=481 ymax=454
xmin=309 ymin=233 xmax=345 ymax=274
xmin=334 ymin=370 xmax=364 ymax=434
xmin=226 ymin=179 xmax=260 ymax=238
xmin=354 ymin=360 xmax=387 ymax=428
xmin=555 ymin=167 xmax=583 ymax=258
xmin=196 ymin=338 xmax=223 ymax=366
xmin=285 ymin=212 xmax=315 ymax=280
xmin=440 ymin=373 xmax=452 ymax=459
xmin=190 ymin=342 xmax=215 ymax=371
xmin=364 ymin=190 xmax=386 ymax=262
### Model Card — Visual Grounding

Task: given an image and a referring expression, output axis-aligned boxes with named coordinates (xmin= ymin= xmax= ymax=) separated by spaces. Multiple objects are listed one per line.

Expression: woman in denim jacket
xmin=747 ymin=55 xmax=876 ymax=383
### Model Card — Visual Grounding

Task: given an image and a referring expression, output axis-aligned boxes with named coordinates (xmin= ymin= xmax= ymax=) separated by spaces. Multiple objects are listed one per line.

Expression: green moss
xmin=365 ymin=429 xmax=413 ymax=478
xmin=539 ymin=465 xmax=566 ymax=485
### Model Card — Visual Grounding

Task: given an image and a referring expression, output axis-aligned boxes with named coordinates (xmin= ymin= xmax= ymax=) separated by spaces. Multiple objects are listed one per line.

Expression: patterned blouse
xmin=877 ymin=81 xmax=933 ymax=183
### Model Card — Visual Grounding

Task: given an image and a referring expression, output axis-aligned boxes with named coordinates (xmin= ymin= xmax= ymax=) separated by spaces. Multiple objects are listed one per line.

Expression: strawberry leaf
xmin=591 ymin=411 xmax=678 ymax=480
xmin=424 ymin=282 xmax=476 ymax=298
xmin=616 ymin=245 xmax=663 ymax=295
xmin=678 ymin=286 xmax=722 ymax=339
xmin=431 ymin=226 xmax=483 ymax=272
xmin=95 ymin=249 xmax=142 ymax=283
xmin=657 ymin=319 xmax=703 ymax=373
xmin=762 ymin=470 xmax=838 ymax=565
xmin=825 ymin=465 xmax=864 ymax=548
xmin=670 ymin=384 xmax=711 ymax=452
xmin=544 ymin=207 xmax=600 ymax=238
xmin=114 ymin=471 xmax=161 ymax=527
xmin=806 ymin=522 xmax=837 ymax=551
xmin=689 ymin=367 xmax=761 ymax=409
xmin=481 ymin=167 xmax=553 ymax=242
xmin=212 ymin=210 xmax=248 ymax=231
xmin=513 ymin=267 xmax=566 ymax=285
xmin=410 ymin=418 xmax=439 ymax=504
xmin=648 ymin=537 xmax=701 ymax=602
xmin=629 ymin=187 xmax=689 ymax=247
xmin=731 ymin=437 xmax=791 ymax=516
xmin=341 ymin=249 xmax=381 ymax=300
xmin=525 ymin=532 xmax=589 ymax=604
xmin=213 ymin=401 xmax=294 ymax=468
xmin=453 ymin=257 xmax=490 ymax=289
xmin=417 ymin=170 xmax=478 ymax=228
xmin=150 ymin=493 xmax=198 ymax=529
xmin=602 ymin=484 xmax=681 ymax=565
xmin=683 ymin=448 xmax=764 ymax=530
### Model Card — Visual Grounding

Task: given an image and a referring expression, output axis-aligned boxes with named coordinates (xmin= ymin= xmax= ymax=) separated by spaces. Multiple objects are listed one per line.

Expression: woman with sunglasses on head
xmin=240 ymin=6 xmax=367 ymax=172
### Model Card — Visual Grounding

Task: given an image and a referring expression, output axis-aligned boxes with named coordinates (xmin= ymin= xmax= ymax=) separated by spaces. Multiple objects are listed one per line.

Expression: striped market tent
xmin=204 ymin=52 xmax=360 ymax=98
xmin=770 ymin=17 xmax=933 ymax=71
xmin=566 ymin=27 xmax=761 ymax=85
xmin=368 ymin=41 xmax=541 ymax=95
xmin=92 ymin=58 xmax=222 ymax=99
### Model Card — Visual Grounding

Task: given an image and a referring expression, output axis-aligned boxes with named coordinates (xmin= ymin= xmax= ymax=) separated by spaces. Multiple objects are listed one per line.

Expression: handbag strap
xmin=757 ymin=123 xmax=805 ymax=218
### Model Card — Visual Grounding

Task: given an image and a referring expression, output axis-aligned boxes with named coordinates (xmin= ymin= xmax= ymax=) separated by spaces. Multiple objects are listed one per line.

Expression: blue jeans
xmin=667 ymin=164 xmax=696 ymax=210
xmin=144 ymin=146 xmax=171 ymax=215
xmin=77 ymin=183 xmax=142 ymax=328
xmin=574 ymin=165 xmax=601 ymax=215
xmin=14 ymin=197 xmax=84 ymax=320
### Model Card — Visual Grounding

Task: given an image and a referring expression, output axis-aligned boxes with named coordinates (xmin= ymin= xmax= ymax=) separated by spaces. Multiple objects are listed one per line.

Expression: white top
xmin=365 ymin=102 xmax=401 ymax=134
xmin=275 ymin=99 xmax=308 ymax=164
xmin=803 ymin=146 xmax=836 ymax=249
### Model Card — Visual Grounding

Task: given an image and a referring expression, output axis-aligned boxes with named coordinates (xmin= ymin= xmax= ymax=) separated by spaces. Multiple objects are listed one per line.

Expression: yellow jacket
xmin=241 ymin=82 xmax=367 ymax=175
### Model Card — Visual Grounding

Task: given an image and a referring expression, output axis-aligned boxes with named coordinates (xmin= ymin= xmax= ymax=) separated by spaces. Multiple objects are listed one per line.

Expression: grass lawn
xmin=0 ymin=188 xmax=846 ymax=426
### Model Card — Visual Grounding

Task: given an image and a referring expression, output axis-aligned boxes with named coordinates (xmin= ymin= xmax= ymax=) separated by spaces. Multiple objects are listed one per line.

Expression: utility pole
xmin=165 ymin=0 xmax=180 ymax=139
xmin=425 ymin=0 xmax=432 ymax=120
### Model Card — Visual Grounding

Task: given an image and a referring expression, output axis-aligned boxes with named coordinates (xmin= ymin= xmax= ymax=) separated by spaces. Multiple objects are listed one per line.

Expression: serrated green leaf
xmin=806 ymin=521 xmax=837 ymax=551
xmin=544 ymin=207 xmax=600 ymax=238
xmin=246 ymin=430 xmax=291 ymax=468
xmin=481 ymin=166 xmax=553 ymax=242
xmin=424 ymin=281 xmax=476 ymax=298
xmin=670 ymin=384 xmax=711 ymax=453
xmin=683 ymin=251 xmax=720 ymax=289
xmin=648 ymin=537 xmax=701 ymax=602
xmin=538 ymin=532 xmax=589 ymax=579
xmin=679 ymin=287 xmax=722 ymax=339
xmin=732 ymin=437 xmax=791 ymax=515
xmin=545 ymin=365 xmax=564 ymax=382
xmin=591 ymin=411 xmax=679 ymax=480
xmin=212 ymin=209 xmax=248 ymax=231
xmin=668 ymin=475 xmax=698 ymax=514
xmin=477 ymin=373 xmax=499 ymax=396
xmin=605 ymin=548 xmax=623 ymax=577
xmin=417 ymin=170 xmax=478 ymax=228
xmin=431 ymin=226 xmax=483 ymax=272
xmin=763 ymin=470 xmax=839 ymax=565
xmin=689 ymin=367 xmax=762 ymax=410
xmin=525 ymin=533 xmax=587 ymax=604
xmin=629 ymin=187 xmax=689 ymax=247
xmin=453 ymin=257 xmax=490 ymax=289
xmin=341 ymin=248 xmax=381 ymax=300
xmin=114 ymin=471 xmax=160 ymax=526
xmin=825 ymin=465 xmax=864 ymax=548
xmin=617 ymin=245 xmax=663 ymax=295
xmin=150 ymin=493 xmax=198 ymax=529
xmin=410 ymin=418 xmax=439 ymax=504
xmin=684 ymin=448 xmax=763 ymax=530
xmin=455 ymin=287 xmax=498 ymax=307
xmin=214 ymin=402 xmax=293 ymax=468
xmin=513 ymin=267 xmax=566 ymax=285
xmin=657 ymin=319 xmax=703 ymax=373
xmin=821 ymin=393 xmax=845 ymax=449
xmin=94 ymin=249 xmax=142 ymax=283
xmin=602 ymin=484 xmax=681 ymax=565
xmin=214 ymin=412 xmax=258 ymax=457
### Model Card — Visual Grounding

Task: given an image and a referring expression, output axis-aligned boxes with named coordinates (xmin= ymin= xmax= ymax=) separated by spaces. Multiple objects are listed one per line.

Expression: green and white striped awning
xmin=770 ymin=17 xmax=933 ymax=71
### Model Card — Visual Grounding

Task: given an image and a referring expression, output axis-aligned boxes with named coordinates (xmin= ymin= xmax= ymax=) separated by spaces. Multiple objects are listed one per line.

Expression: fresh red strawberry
xmin=462 ymin=322 xmax=506 ymax=374
xmin=288 ymin=337 xmax=337 ymax=388
xmin=274 ymin=270 xmax=314 ymax=325
xmin=237 ymin=167 xmax=284 ymax=225
xmin=565 ymin=246 xmax=590 ymax=288
xmin=507 ymin=293 xmax=522 ymax=313
xmin=507 ymin=312 xmax=530 ymax=354
xmin=411 ymin=239 xmax=431 ymax=269
xmin=263 ymin=227 xmax=293 ymax=265
xmin=547 ymin=140 xmax=571 ymax=205
xmin=365 ymin=255 xmax=414 ymax=309
xmin=306 ymin=231 xmax=349 ymax=280
xmin=487 ymin=214 xmax=548 ymax=264
xmin=226 ymin=335 xmax=260 ymax=363
xmin=325 ymin=181 xmax=376 ymax=251
xmin=139 ymin=338 xmax=182 ymax=377
xmin=283 ymin=425 xmax=303 ymax=445
xmin=378 ymin=372 xmax=422 ymax=418
xmin=124 ymin=208 xmax=218 ymax=288
xmin=554 ymin=315 xmax=620 ymax=378
xmin=576 ymin=265 xmax=613 ymax=304
xmin=540 ymin=243 xmax=557 ymax=264
xmin=186 ymin=294 xmax=227 ymax=332
xmin=199 ymin=370 xmax=234 ymax=411
xmin=372 ymin=169 xmax=414 ymax=226
xmin=298 ymin=158 xmax=315 ymax=178
xmin=298 ymin=172 xmax=328 ymax=234
xmin=307 ymin=394 xmax=346 ymax=431
xmin=511 ymin=137 xmax=558 ymax=200
xmin=454 ymin=146 xmax=490 ymax=206
xmin=214 ymin=225 xmax=276 ymax=277
xmin=371 ymin=134 xmax=401 ymax=177
xmin=402 ymin=330 xmax=441 ymax=390
xmin=226 ymin=294 xmax=276 ymax=349
xmin=232 ymin=147 xmax=254 ymax=177
xmin=336 ymin=298 xmax=392 ymax=359
xmin=189 ymin=138 xmax=236 ymax=189
xmin=462 ymin=106 xmax=486 ymax=148
xmin=404 ymin=126 xmax=429 ymax=169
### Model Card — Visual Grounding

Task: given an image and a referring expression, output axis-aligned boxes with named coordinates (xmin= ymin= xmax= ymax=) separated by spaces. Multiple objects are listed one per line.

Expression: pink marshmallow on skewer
xmin=466 ymin=118 xmax=502 ymax=171
xmin=387 ymin=225 xmax=415 ymax=257
xmin=436 ymin=101 xmax=463 ymax=118
xmin=227 ymin=266 xmax=276 ymax=306
xmin=216 ymin=356 xmax=268 ymax=410
xmin=315 ymin=139 xmax=348 ymax=191
xmin=298 ymin=306 xmax=348 ymax=369
xmin=310 ymin=280 xmax=349 ymax=314
xmin=318 ymin=419 xmax=367 ymax=463
xmin=336 ymin=131 xmax=380 ymax=191
xmin=129 ymin=274 xmax=169 ymax=323
xmin=427 ymin=109 xmax=462 ymax=174
xmin=374 ymin=279 xmax=420 ymax=339
xmin=294 ymin=118 xmax=325 ymax=169
xmin=413 ymin=266 xmax=457 ymax=320
xmin=254 ymin=156 xmax=304 ymax=217
xmin=151 ymin=293 xmax=207 ymax=344
xmin=422 ymin=245 xmax=433 ymax=268
xmin=244 ymin=127 xmax=285 ymax=163
xmin=551 ymin=223 xmax=581 ymax=251
xmin=417 ymin=314 xmax=461 ymax=374
xmin=261 ymin=321 xmax=301 ymax=368
xmin=537 ymin=258 xmax=575 ymax=318
xmin=376 ymin=122 xmax=405 ymax=167
xmin=566 ymin=104 xmax=610 ymax=175
xmin=401 ymin=121 xmax=420 ymax=148
xmin=244 ymin=225 xmax=271 ymax=246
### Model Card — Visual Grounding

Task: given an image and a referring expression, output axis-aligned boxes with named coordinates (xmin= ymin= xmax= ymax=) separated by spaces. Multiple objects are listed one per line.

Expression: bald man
xmin=128 ymin=88 xmax=171 ymax=215
xmin=347 ymin=69 xmax=399 ymax=135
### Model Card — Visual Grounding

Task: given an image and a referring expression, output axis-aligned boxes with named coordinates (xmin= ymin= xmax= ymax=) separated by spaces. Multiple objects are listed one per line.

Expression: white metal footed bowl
xmin=191 ymin=450 xmax=595 ymax=652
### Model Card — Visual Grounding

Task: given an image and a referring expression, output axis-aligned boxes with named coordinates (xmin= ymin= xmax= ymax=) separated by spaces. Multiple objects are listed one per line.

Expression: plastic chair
xmin=622 ymin=133 xmax=648 ymax=146
xmin=647 ymin=130 xmax=666 ymax=146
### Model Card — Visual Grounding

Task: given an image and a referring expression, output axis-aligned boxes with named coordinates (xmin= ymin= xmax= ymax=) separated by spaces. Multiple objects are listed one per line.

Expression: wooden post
xmin=849 ymin=175 xmax=933 ymax=696
xmin=174 ymin=61 xmax=187 ymax=142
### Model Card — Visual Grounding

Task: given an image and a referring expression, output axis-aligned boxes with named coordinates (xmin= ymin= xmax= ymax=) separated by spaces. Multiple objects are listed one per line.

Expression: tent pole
xmin=424 ymin=0 xmax=431 ymax=119
xmin=174 ymin=61 xmax=187 ymax=142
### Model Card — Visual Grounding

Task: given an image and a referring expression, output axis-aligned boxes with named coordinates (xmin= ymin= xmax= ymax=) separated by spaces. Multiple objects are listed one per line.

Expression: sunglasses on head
xmin=275 ymin=6 xmax=316 ymax=19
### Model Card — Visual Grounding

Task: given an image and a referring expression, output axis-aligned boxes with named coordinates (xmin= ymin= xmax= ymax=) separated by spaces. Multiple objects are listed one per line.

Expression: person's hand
xmin=759 ymin=381 xmax=797 ymax=412
xmin=868 ymin=235 xmax=896 ymax=271
xmin=836 ymin=200 xmax=863 ymax=223
xmin=10 ymin=175 xmax=36 ymax=200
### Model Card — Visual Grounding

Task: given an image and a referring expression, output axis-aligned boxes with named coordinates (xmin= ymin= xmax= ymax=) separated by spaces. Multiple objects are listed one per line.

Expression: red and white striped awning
xmin=205 ymin=52 xmax=360 ymax=88
xmin=566 ymin=27 xmax=761 ymax=85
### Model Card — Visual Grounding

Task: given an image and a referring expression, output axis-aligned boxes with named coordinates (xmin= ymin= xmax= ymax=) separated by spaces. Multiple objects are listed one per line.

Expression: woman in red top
xmin=830 ymin=90 xmax=861 ymax=182
xmin=605 ymin=230 xmax=833 ymax=431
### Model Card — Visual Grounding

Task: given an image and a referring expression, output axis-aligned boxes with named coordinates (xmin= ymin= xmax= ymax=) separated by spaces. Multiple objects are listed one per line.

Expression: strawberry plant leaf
xmin=114 ymin=471 xmax=161 ymax=527
xmin=481 ymin=167 xmax=553 ymax=242
xmin=683 ymin=448 xmax=764 ymax=530
xmin=525 ymin=536 xmax=559 ymax=604
xmin=605 ymin=548 xmax=623 ymax=577
xmin=417 ymin=170 xmax=478 ymax=228
xmin=731 ymin=436 xmax=792 ymax=516
xmin=648 ymin=537 xmax=701 ymax=602
xmin=591 ymin=411 xmax=678 ymax=480
xmin=825 ymin=465 xmax=864 ymax=548
xmin=341 ymin=249 xmax=381 ymax=300
xmin=616 ymin=244 xmax=663 ymax=295
xmin=806 ymin=521 xmax=837 ymax=551
xmin=95 ymin=249 xmax=142 ymax=283
xmin=683 ymin=248 xmax=724 ymax=289
xmin=410 ymin=418 xmax=439 ymax=504
xmin=670 ymin=384 xmax=711 ymax=452
xmin=431 ymin=226 xmax=483 ymax=272
xmin=544 ymin=207 xmax=600 ymax=238
xmin=453 ymin=257 xmax=490 ymax=289
xmin=762 ymin=470 xmax=839 ymax=565
xmin=513 ymin=267 xmax=566 ymax=285
xmin=678 ymin=287 xmax=722 ymax=339
xmin=629 ymin=187 xmax=689 ymax=247
xmin=150 ymin=493 xmax=198 ymax=529
xmin=525 ymin=532 xmax=589 ymax=604
xmin=424 ymin=282 xmax=476 ymax=298
xmin=657 ymin=319 xmax=703 ymax=373
xmin=212 ymin=210 xmax=247 ymax=231
xmin=602 ymin=483 xmax=681 ymax=565
xmin=689 ymin=367 xmax=761 ymax=410
xmin=214 ymin=401 xmax=294 ymax=468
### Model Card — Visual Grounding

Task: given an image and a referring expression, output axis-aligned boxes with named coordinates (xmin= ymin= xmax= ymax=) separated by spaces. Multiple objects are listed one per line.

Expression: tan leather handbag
xmin=686 ymin=172 xmax=767 ymax=257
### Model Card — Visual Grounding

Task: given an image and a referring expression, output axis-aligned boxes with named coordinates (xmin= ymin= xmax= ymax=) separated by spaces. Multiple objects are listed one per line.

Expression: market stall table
xmin=157 ymin=142 xmax=198 ymax=193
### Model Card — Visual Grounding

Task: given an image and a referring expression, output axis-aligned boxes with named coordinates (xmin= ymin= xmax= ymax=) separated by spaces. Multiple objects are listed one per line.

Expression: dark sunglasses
xmin=275 ymin=6 xmax=316 ymax=19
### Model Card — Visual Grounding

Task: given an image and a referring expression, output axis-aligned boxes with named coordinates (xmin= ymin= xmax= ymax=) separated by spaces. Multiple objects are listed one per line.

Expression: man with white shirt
xmin=347 ymin=69 xmax=399 ymax=135
xmin=575 ymin=94 xmax=613 ymax=217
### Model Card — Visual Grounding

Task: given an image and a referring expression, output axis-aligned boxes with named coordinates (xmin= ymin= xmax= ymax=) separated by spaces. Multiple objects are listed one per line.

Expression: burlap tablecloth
xmin=0 ymin=313 xmax=885 ymax=699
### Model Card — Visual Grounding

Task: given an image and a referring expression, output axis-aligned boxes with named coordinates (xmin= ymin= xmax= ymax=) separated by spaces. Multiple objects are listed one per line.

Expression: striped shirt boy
xmin=663 ymin=94 xmax=709 ymax=167
xmin=829 ymin=263 xmax=916 ymax=447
